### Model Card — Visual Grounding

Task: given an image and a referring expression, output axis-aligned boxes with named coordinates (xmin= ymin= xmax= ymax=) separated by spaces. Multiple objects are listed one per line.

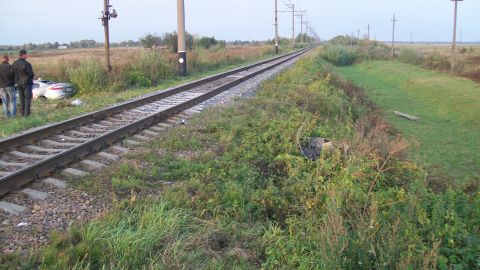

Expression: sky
xmin=1 ymin=0 xmax=479 ymax=45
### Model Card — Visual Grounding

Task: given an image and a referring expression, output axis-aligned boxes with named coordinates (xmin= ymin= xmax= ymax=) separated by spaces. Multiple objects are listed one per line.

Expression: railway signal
xmin=99 ymin=0 xmax=118 ymax=72
xmin=177 ymin=0 xmax=187 ymax=76
xmin=451 ymin=0 xmax=463 ymax=71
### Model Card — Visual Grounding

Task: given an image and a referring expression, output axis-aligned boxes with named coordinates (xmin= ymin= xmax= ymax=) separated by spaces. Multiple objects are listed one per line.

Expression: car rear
xmin=44 ymin=83 xmax=77 ymax=99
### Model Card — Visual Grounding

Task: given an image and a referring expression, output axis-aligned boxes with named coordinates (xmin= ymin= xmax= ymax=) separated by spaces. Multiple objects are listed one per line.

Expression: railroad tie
xmin=81 ymin=160 xmax=105 ymax=171
xmin=110 ymin=146 xmax=130 ymax=155
xmin=42 ymin=139 xmax=78 ymax=148
xmin=97 ymin=152 xmax=120 ymax=161
xmin=57 ymin=135 xmax=90 ymax=143
xmin=133 ymin=135 xmax=150 ymax=141
xmin=24 ymin=145 xmax=63 ymax=154
xmin=125 ymin=140 xmax=141 ymax=146
xmin=43 ymin=177 xmax=68 ymax=189
xmin=0 ymin=160 xmax=27 ymax=168
xmin=0 ymin=201 xmax=26 ymax=215
xmin=10 ymin=151 xmax=48 ymax=160
xmin=62 ymin=168 xmax=89 ymax=178
xmin=149 ymin=126 xmax=164 ymax=132
xmin=143 ymin=130 xmax=160 ymax=137
xmin=20 ymin=188 xmax=49 ymax=200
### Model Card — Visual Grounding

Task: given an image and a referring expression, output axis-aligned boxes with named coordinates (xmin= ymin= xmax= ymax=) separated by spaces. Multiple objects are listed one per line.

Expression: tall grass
xmin=67 ymin=58 xmax=109 ymax=94
xmin=320 ymin=45 xmax=359 ymax=66
xmin=31 ymin=46 xmax=276 ymax=96
xmin=21 ymin=50 xmax=479 ymax=269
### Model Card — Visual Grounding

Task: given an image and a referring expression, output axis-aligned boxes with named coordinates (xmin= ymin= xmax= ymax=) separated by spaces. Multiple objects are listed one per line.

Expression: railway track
xmin=0 ymin=48 xmax=309 ymax=208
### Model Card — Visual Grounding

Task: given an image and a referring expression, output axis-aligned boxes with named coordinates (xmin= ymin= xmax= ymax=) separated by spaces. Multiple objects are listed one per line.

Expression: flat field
xmin=397 ymin=43 xmax=480 ymax=81
xmin=334 ymin=60 xmax=480 ymax=183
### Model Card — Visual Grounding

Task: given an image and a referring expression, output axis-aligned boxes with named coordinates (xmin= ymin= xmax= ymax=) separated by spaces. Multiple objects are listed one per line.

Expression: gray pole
xmin=299 ymin=14 xmax=303 ymax=45
xmin=451 ymin=0 xmax=462 ymax=71
xmin=367 ymin=23 xmax=370 ymax=40
xmin=357 ymin=28 xmax=360 ymax=40
xmin=177 ymin=0 xmax=187 ymax=76
xmin=306 ymin=21 xmax=309 ymax=44
xmin=391 ymin=13 xmax=398 ymax=58
xmin=102 ymin=0 xmax=111 ymax=72
xmin=275 ymin=0 xmax=279 ymax=54
xmin=292 ymin=4 xmax=295 ymax=48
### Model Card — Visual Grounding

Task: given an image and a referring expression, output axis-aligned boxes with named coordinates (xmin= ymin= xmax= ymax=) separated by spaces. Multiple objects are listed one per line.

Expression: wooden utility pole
xmin=451 ymin=0 xmax=463 ymax=71
xmin=391 ymin=13 xmax=398 ymax=58
xmin=366 ymin=23 xmax=371 ymax=60
xmin=274 ymin=0 xmax=279 ymax=54
xmin=357 ymin=28 xmax=360 ymax=41
xmin=99 ymin=0 xmax=117 ymax=72
xmin=177 ymin=0 xmax=187 ymax=76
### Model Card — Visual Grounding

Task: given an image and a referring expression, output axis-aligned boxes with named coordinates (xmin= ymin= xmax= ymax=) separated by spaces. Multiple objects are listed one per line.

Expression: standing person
xmin=12 ymin=50 xmax=34 ymax=117
xmin=0 ymin=54 xmax=16 ymax=119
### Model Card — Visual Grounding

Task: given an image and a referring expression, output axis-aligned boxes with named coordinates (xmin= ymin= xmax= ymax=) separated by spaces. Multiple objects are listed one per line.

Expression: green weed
xmin=24 ymin=49 xmax=479 ymax=269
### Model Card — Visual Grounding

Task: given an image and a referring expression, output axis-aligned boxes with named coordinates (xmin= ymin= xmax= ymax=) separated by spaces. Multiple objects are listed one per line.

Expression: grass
xmin=332 ymin=60 xmax=480 ymax=184
xmin=3 ymin=49 xmax=477 ymax=269
xmin=0 ymin=46 xmax=289 ymax=138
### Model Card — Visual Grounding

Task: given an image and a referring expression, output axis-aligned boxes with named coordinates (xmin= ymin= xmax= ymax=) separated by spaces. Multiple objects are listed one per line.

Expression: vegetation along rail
xmin=0 ymin=48 xmax=310 ymax=198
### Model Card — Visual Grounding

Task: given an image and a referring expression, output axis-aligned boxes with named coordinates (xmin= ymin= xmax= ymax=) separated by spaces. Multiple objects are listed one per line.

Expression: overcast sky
xmin=1 ymin=0 xmax=479 ymax=45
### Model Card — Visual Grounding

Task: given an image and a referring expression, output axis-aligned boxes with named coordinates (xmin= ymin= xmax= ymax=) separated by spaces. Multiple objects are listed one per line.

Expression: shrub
xmin=424 ymin=52 xmax=451 ymax=71
xmin=398 ymin=48 xmax=424 ymax=65
xmin=197 ymin=36 xmax=226 ymax=50
xmin=67 ymin=58 xmax=108 ymax=95
xmin=321 ymin=45 xmax=359 ymax=66
xmin=122 ymin=51 xmax=174 ymax=87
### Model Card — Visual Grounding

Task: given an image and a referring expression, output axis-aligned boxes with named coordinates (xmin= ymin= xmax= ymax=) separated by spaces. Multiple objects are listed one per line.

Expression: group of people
xmin=0 ymin=50 xmax=35 ymax=119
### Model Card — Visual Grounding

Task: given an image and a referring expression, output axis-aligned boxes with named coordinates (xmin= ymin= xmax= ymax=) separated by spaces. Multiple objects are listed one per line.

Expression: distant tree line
xmin=139 ymin=32 xmax=227 ymax=52
xmin=0 ymin=32 xmax=292 ymax=53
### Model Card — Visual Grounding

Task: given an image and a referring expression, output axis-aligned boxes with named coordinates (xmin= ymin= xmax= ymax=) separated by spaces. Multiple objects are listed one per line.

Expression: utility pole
xmin=177 ymin=0 xmax=187 ymax=76
xmin=366 ymin=23 xmax=371 ymax=60
xmin=351 ymin=32 xmax=354 ymax=47
xmin=296 ymin=13 xmax=304 ymax=45
xmin=367 ymin=23 xmax=371 ymax=40
xmin=274 ymin=0 xmax=279 ymax=54
xmin=451 ymin=0 xmax=463 ymax=71
xmin=99 ymin=0 xmax=118 ymax=72
xmin=289 ymin=4 xmax=295 ymax=47
xmin=306 ymin=21 xmax=309 ymax=44
xmin=357 ymin=28 xmax=360 ymax=40
xmin=411 ymin=32 xmax=413 ymax=44
xmin=391 ymin=13 xmax=398 ymax=58
xmin=281 ymin=3 xmax=297 ymax=48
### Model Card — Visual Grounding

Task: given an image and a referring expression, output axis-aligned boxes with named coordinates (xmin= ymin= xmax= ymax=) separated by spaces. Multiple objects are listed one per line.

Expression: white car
xmin=32 ymin=80 xmax=77 ymax=100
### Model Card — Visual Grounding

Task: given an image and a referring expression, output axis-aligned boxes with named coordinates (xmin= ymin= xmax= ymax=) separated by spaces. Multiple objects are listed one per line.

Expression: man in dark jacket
xmin=12 ymin=50 xmax=34 ymax=116
xmin=0 ymin=54 xmax=16 ymax=118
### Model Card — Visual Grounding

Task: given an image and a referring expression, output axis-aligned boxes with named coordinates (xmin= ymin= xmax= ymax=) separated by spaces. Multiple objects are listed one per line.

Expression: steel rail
xmin=0 ymin=48 xmax=310 ymax=196
xmin=0 ymin=49 xmax=306 ymax=153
